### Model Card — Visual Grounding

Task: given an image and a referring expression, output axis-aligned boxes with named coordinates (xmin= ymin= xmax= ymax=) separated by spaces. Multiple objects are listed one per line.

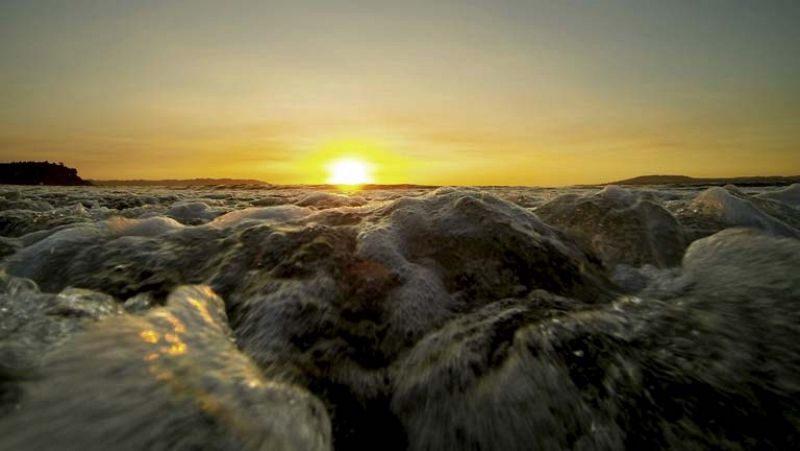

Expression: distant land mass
xmin=91 ymin=178 xmax=271 ymax=187
xmin=3 ymin=162 xmax=800 ymax=189
xmin=606 ymin=174 xmax=800 ymax=187
xmin=92 ymin=180 xmax=438 ymax=190
xmin=0 ymin=162 xmax=90 ymax=186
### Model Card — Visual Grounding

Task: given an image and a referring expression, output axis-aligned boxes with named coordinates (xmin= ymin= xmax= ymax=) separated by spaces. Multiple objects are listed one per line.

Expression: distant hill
xmin=0 ymin=162 xmax=91 ymax=186
xmin=91 ymin=178 xmax=270 ymax=187
xmin=608 ymin=174 xmax=800 ymax=187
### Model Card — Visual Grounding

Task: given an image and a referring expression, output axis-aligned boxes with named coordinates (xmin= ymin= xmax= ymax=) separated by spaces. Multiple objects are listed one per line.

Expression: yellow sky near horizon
xmin=1 ymin=1 xmax=798 ymax=186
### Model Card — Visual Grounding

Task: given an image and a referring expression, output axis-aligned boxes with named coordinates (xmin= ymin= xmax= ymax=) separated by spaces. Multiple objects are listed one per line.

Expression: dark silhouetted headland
xmin=0 ymin=162 xmax=90 ymax=186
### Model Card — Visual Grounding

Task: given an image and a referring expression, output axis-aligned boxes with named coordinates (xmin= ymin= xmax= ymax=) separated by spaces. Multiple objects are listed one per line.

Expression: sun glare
xmin=327 ymin=158 xmax=373 ymax=186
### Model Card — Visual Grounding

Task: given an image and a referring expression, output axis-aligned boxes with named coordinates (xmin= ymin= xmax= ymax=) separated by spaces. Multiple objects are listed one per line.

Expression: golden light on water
xmin=139 ymin=330 xmax=160 ymax=344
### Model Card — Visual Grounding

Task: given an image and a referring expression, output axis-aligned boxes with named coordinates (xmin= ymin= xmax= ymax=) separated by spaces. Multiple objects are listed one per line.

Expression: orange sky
xmin=1 ymin=1 xmax=798 ymax=185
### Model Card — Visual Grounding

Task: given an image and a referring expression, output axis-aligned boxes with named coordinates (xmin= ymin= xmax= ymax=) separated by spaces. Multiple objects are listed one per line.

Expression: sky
xmin=1 ymin=0 xmax=799 ymax=186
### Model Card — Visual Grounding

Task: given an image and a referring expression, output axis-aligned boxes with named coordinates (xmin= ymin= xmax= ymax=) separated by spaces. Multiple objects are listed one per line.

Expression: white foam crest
xmin=689 ymin=187 xmax=798 ymax=237
xmin=165 ymin=201 xmax=219 ymax=223
xmin=107 ymin=216 xmax=184 ymax=237
xmin=757 ymin=183 xmax=800 ymax=208
xmin=296 ymin=192 xmax=367 ymax=208
xmin=209 ymin=205 xmax=312 ymax=227
xmin=593 ymin=185 xmax=636 ymax=207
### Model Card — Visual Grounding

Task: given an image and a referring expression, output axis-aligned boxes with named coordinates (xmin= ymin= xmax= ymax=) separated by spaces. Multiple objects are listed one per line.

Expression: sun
xmin=327 ymin=158 xmax=373 ymax=186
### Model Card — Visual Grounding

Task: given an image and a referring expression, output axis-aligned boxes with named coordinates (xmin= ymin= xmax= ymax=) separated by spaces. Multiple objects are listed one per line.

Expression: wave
xmin=0 ymin=184 xmax=798 ymax=450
